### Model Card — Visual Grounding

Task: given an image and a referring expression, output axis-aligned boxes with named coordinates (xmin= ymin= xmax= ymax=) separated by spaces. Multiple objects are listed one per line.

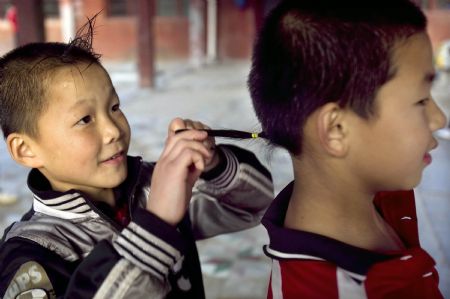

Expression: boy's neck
xmin=284 ymin=156 xmax=405 ymax=252
xmin=86 ymin=188 xmax=116 ymax=207
xmin=45 ymin=178 xmax=117 ymax=207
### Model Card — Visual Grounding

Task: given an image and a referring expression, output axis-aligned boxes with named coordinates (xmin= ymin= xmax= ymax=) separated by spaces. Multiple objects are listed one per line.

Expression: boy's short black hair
xmin=248 ymin=0 xmax=426 ymax=154
xmin=0 ymin=19 xmax=101 ymax=139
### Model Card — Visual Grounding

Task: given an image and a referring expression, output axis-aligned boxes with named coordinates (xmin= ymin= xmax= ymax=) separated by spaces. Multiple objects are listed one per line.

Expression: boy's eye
xmin=417 ymin=98 xmax=429 ymax=106
xmin=112 ymin=103 xmax=120 ymax=112
xmin=77 ymin=115 xmax=92 ymax=125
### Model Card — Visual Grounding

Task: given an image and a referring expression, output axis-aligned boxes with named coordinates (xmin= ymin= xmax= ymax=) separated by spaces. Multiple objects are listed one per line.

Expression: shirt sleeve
xmin=189 ymin=144 xmax=274 ymax=239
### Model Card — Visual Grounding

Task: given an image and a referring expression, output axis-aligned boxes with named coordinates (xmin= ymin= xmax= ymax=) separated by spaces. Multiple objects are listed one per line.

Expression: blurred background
xmin=0 ymin=0 xmax=449 ymax=79
xmin=0 ymin=1 xmax=449 ymax=298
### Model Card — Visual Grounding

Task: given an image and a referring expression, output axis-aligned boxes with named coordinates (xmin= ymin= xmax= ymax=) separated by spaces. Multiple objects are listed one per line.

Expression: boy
xmin=248 ymin=0 xmax=447 ymax=298
xmin=0 ymin=28 xmax=274 ymax=298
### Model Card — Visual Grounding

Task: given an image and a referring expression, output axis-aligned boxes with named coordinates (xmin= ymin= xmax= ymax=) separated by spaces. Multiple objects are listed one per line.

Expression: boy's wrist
xmin=113 ymin=208 xmax=187 ymax=280
xmin=200 ymin=146 xmax=226 ymax=180
xmin=132 ymin=207 xmax=187 ymax=251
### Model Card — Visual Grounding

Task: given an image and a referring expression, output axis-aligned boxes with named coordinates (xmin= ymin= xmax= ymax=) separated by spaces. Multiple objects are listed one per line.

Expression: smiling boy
xmin=0 ymin=28 xmax=273 ymax=298
xmin=248 ymin=0 xmax=447 ymax=297
xmin=24 ymin=63 xmax=130 ymax=204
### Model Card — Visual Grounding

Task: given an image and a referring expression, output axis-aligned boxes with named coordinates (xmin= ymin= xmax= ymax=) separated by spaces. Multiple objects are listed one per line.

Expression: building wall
xmin=154 ymin=16 xmax=189 ymax=60
xmin=87 ymin=16 xmax=189 ymax=60
xmin=0 ymin=21 xmax=15 ymax=55
xmin=425 ymin=9 xmax=450 ymax=51
xmin=217 ymin=0 xmax=256 ymax=60
xmin=0 ymin=18 xmax=62 ymax=55
xmin=1 ymin=3 xmax=449 ymax=61
xmin=81 ymin=15 xmax=137 ymax=60
xmin=78 ymin=1 xmax=189 ymax=60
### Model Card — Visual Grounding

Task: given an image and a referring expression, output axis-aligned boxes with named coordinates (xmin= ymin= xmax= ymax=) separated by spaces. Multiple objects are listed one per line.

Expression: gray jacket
xmin=0 ymin=144 xmax=273 ymax=299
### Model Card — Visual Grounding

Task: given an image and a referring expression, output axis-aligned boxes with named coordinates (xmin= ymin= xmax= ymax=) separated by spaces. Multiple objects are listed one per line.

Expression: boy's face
xmin=30 ymin=63 xmax=131 ymax=196
xmin=349 ymin=32 xmax=446 ymax=192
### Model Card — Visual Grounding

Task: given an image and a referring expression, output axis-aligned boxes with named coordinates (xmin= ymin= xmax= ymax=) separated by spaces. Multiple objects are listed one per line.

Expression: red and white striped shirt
xmin=262 ymin=182 xmax=443 ymax=299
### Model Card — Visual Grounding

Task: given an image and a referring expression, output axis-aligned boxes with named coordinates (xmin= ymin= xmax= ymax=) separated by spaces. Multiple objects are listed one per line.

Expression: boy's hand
xmin=182 ymin=119 xmax=220 ymax=172
xmin=146 ymin=118 xmax=219 ymax=226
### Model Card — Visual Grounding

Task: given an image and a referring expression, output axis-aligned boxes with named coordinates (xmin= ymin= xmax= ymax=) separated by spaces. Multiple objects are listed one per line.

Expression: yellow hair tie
xmin=251 ymin=133 xmax=259 ymax=138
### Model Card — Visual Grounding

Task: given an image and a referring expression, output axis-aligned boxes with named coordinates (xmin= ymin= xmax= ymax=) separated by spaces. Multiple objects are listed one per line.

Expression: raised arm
xmin=189 ymin=144 xmax=273 ymax=239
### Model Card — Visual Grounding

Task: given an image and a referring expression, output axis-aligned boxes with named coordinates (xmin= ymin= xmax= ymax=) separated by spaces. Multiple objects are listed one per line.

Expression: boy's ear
xmin=6 ymin=133 xmax=43 ymax=168
xmin=316 ymin=103 xmax=348 ymax=157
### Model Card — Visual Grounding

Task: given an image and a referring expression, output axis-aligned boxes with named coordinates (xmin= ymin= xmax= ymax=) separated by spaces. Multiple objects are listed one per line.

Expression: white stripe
xmin=268 ymin=246 xmax=367 ymax=282
xmin=64 ymin=204 xmax=92 ymax=213
xmin=114 ymin=242 xmax=166 ymax=279
xmin=45 ymin=198 xmax=89 ymax=211
xmin=94 ymin=259 xmax=141 ymax=299
xmin=336 ymin=268 xmax=367 ymax=299
xmin=265 ymin=246 xmax=325 ymax=261
xmin=210 ymin=147 xmax=238 ymax=188
xmin=115 ymin=235 xmax=172 ymax=274
xmin=121 ymin=228 xmax=176 ymax=265
xmin=240 ymin=164 xmax=274 ymax=198
xmin=339 ymin=268 xmax=367 ymax=282
xmin=111 ymin=266 xmax=141 ymax=299
xmin=33 ymin=198 xmax=99 ymax=219
xmin=128 ymin=222 xmax=181 ymax=260
xmin=34 ymin=193 xmax=82 ymax=205
xmin=271 ymin=260 xmax=283 ymax=299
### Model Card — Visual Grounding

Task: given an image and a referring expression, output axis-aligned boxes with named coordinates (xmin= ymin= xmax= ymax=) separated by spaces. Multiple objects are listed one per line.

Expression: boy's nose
xmin=102 ymin=117 xmax=122 ymax=144
xmin=428 ymin=98 xmax=447 ymax=132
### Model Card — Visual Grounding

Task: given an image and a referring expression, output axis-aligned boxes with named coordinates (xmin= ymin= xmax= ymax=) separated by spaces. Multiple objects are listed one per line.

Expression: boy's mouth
xmin=110 ymin=153 xmax=122 ymax=160
xmin=423 ymin=153 xmax=432 ymax=165
xmin=423 ymin=139 xmax=438 ymax=165
xmin=103 ymin=151 xmax=125 ymax=163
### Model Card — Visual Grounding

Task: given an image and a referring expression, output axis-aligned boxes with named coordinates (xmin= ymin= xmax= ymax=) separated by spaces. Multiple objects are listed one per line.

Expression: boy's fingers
xmin=168 ymin=117 xmax=186 ymax=136
xmin=168 ymin=118 xmax=212 ymax=135
xmin=162 ymin=138 xmax=212 ymax=163
xmin=202 ymin=138 xmax=215 ymax=153
xmin=165 ymin=118 xmax=214 ymax=161
xmin=178 ymin=119 xmax=209 ymax=130
xmin=179 ymin=118 xmax=199 ymax=132
xmin=189 ymin=120 xmax=212 ymax=131
xmin=189 ymin=151 xmax=205 ymax=173
xmin=181 ymin=120 xmax=216 ymax=149
xmin=183 ymin=119 xmax=194 ymax=128
xmin=161 ymin=148 xmax=205 ymax=181
xmin=148 ymin=148 xmax=205 ymax=225
xmin=162 ymin=130 xmax=209 ymax=157
xmin=191 ymin=120 xmax=205 ymax=130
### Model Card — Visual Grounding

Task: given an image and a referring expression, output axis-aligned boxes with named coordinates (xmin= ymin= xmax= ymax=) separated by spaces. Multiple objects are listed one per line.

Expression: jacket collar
xmin=262 ymin=181 xmax=394 ymax=275
xmin=27 ymin=156 xmax=143 ymax=220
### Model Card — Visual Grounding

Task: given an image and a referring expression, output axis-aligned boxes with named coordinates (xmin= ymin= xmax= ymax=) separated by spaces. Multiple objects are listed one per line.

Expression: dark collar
xmin=262 ymin=181 xmax=393 ymax=275
xmin=27 ymin=156 xmax=143 ymax=217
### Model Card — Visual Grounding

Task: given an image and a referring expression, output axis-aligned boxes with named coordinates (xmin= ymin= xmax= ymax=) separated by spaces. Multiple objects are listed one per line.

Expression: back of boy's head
xmin=248 ymin=0 xmax=426 ymax=155
xmin=0 ymin=20 xmax=101 ymax=140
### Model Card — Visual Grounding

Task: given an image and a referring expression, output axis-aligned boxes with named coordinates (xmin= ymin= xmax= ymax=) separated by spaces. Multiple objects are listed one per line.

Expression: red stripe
xmin=277 ymin=260 xmax=339 ymax=299
xmin=267 ymin=275 xmax=273 ymax=299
